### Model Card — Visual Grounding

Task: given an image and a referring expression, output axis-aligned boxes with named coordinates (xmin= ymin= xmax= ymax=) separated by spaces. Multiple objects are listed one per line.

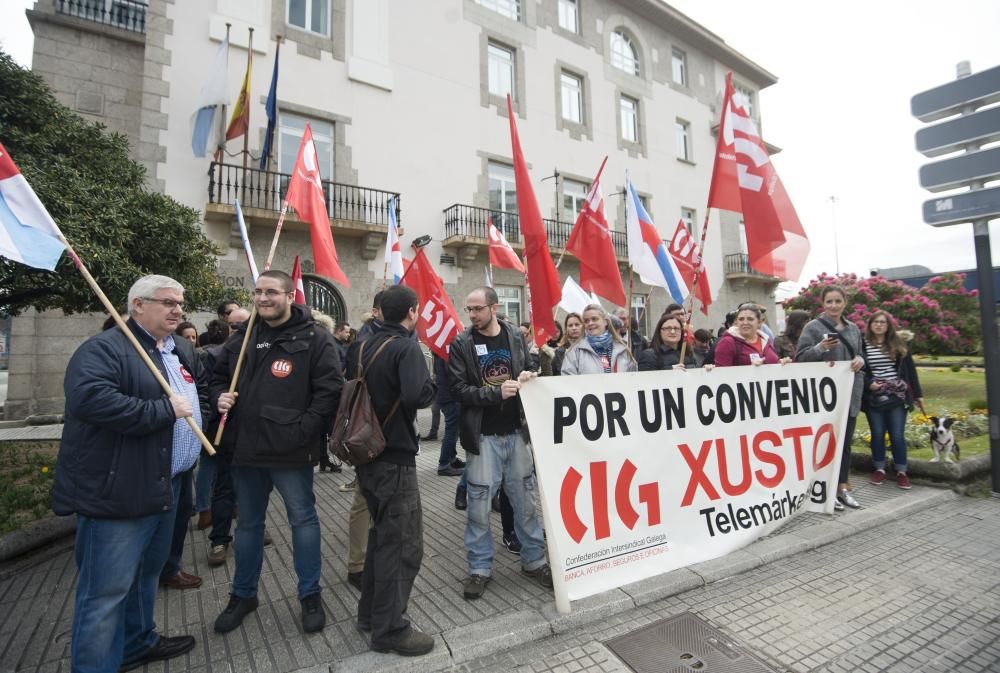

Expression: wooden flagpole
xmin=58 ymin=240 xmax=215 ymax=455
xmin=679 ymin=210 xmax=712 ymax=363
xmin=626 ymin=269 xmax=634 ymax=350
xmin=214 ymin=200 xmax=291 ymax=445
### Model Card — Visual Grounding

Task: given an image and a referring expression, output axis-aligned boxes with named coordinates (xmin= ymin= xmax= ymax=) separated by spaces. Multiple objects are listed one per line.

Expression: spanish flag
xmin=225 ymin=47 xmax=252 ymax=141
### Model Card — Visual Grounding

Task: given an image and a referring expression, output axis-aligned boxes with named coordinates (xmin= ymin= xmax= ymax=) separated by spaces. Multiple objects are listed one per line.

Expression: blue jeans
xmin=866 ymin=404 xmax=908 ymax=472
xmin=195 ymin=453 xmax=218 ymax=512
xmin=231 ymin=465 xmax=322 ymax=600
xmin=464 ymin=432 xmax=546 ymax=576
xmin=72 ymin=478 xmax=179 ymax=673
xmin=438 ymin=401 xmax=460 ymax=469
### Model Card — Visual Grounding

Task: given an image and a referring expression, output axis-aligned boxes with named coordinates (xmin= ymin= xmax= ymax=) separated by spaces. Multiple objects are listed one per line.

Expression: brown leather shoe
xmin=196 ymin=511 xmax=212 ymax=530
xmin=160 ymin=570 xmax=203 ymax=590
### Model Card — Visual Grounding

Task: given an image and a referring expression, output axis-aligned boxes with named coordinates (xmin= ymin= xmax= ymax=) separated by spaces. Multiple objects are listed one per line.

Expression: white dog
xmin=929 ymin=416 xmax=960 ymax=463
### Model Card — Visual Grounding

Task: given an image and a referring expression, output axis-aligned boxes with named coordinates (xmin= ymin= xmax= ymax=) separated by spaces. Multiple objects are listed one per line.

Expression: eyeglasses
xmin=141 ymin=297 xmax=184 ymax=311
xmin=464 ymin=304 xmax=494 ymax=313
xmin=253 ymin=288 xmax=292 ymax=298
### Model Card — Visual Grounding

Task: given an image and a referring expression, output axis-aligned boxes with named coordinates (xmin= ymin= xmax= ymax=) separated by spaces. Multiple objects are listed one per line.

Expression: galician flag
xmin=384 ymin=196 xmax=404 ymax=284
xmin=0 ymin=141 xmax=66 ymax=270
xmin=191 ymin=35 xmax=229 ymax=158
xmin=625 ymin=172 xmax=689 ymax=305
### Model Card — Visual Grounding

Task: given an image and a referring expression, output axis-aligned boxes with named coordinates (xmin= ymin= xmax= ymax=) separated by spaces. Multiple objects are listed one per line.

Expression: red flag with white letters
xmin=401 ymin=247 xmax=462 ymax=360
xmin=564 ymin=156 xmax=625 ymax=307
xmin=487 ymin=218 xmax=526 ymax=273
xmin=707 ymin=72 xmax=809 ymax=281
xmin=290 ymin=255 xmax=306 ymax=304
xmin=668 ymin=220 xmax=712 ymax=315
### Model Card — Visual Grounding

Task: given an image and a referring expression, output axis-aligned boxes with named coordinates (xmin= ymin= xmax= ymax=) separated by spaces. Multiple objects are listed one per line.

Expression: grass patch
xmin=0 ymin=441 xmax=59 ymax=535
xmin=913 ymin=354 xmax=984 ymax=366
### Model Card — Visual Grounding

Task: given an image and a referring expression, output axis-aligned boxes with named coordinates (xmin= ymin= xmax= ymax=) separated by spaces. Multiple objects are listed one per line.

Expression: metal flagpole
xmin=239 ymin=27 xmax=253 ymax=205
xmin=679 ymin=209 xmax=713 ymax=363
xmin=215 ymin=23 xmax=231 ymax=164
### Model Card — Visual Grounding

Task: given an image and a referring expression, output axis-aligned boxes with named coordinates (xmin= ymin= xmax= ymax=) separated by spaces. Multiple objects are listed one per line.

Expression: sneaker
xmin=437 ymin=465 xmax=464 ymax=477
xmin=372 ymin=627 xmax=435 ymax=656
xmin=870 ymin=469 xmax=886 ymax=485
xmin=833 ymin=499 xmax=845 ymax=512
xmin=521 ymin=564 xmax=553 ymax=589
xmin=338 ymin=478 xmax=357 ymax=492
xmin=502 ymin=532 xmax=522 ymax=555
xmin=454 ymin=485 xmax=467 ymax=511
xmin=462 ymin=574 xmax=490 ymax=600
xmin=301 ymin=593 xmax=326 ymax=633
xmin=214 ymin=594 xmax=259 ymax=633
xmin=837 ymin=490 xmax=861 ymax=509
xmin=347 ymin=571 xmax=363 ymax=591
xmin=421 ymin=432 xmax=439 ymax=441
xmin=897 ymin=472 xmax=912 ymax=490
xmin=451 ymin=458 xmax=466 ymax=469
xmin=263 ymin=528 xmax=273 ymax=546
xmin=207 ymin=543 xmax=229 ymax=566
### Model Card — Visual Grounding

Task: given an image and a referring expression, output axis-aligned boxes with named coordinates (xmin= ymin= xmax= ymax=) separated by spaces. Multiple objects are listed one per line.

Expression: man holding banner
xmin=448 ymin=287 xmax=553 ymax=600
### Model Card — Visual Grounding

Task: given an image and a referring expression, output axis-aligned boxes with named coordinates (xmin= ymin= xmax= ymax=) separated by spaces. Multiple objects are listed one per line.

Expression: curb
xmin=850 ymin=451 xmax=991 ymax=482
xmin=0 ymin=514 xmax=76 ymax=563
xmin=304 ymin=487 xmax=957 ymax=673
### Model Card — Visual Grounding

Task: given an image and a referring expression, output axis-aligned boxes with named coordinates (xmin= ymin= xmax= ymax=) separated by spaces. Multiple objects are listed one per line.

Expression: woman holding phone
xmin=796 ymin=285 xmax=866 ymax=511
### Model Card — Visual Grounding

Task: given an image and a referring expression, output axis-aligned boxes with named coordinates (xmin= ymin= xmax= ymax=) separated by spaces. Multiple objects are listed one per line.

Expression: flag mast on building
xmin=259 ymin=37 xmax=280 ymax=170
xmin=383 ymin=196 xmax=404 ymax=285
xmin=191 ymin=30 xmax=229 ymax=158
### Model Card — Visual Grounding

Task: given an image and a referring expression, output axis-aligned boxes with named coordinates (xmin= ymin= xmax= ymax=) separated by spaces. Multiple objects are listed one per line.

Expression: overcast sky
xmin=2 ymin=0 xmax=998 ymax=298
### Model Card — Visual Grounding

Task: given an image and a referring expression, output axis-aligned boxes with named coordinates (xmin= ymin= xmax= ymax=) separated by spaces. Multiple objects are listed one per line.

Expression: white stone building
xmin=8 ymin=0 xmax=788 ymax=417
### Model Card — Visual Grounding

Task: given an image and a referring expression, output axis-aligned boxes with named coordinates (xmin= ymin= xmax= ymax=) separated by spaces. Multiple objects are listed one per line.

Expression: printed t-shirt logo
xmin=478 ymin=348 xmax=512 ymax=387
xmin=271 ymin=358 xmax=293 ymax=378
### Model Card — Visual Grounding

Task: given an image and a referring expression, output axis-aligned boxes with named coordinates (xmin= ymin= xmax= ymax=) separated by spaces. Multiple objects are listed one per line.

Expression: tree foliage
xmin=784 ymin=272 xmax=979 ymax=355
xmin=0 ymin=50 xmax=228 ymax=315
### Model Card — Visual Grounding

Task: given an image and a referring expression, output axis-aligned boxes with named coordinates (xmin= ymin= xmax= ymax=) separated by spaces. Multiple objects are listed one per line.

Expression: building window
xmin=631 ymin=294 xmax=648 ymax=337
xmin=303 ymin=274 xmax=346 ymax=321
xmin=560 ymin=72 xmax=583 ymax=124
xmin=620 ymin=95 xmax=639 ymax=143
xmin=563 ymin=179 xmax=588 ymax=221
xmin=681 ymin=207 xmax=696 ymax=234
xmin=287 ymin=0 xmax=329 ymax=36
xmin=496 ymin=285 xmax=523 ymax=325
xmin=671 ymin=48 xmax=687 ymax=85
xmin=558 ymin=0 xmax=578 ymax=33
xmin=488 ymin=161 xmax=518 ymax=237
xmin=610 ymin=30 xmax=639 ymax=76
xmin=735 ymin=83 xmax=756 ymax=118
xmin=738 ymin=217 xmax=748 ymax=254
xmin=675 ymin=119 xmax=691 ymax=161
xmin=487 ymin=42 xmax=516 ymax=99
xmin=476 ymin=0 xmax=520 ymax=21
xmin=279 ymin=114 xmax=334 ymax=179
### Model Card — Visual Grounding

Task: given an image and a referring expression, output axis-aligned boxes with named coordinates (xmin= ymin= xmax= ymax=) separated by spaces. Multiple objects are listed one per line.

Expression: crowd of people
xmin=53 ymin=275 xmax=924 ymax=671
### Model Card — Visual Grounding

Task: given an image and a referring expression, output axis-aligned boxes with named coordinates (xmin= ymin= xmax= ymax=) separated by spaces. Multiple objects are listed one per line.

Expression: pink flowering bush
xmin=785 ymin=272 xmax=979 ymax=354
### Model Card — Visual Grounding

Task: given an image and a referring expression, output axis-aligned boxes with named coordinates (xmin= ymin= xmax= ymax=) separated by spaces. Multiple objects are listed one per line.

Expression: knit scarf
xmin=586 ymin=331 xmax=614 ymax=372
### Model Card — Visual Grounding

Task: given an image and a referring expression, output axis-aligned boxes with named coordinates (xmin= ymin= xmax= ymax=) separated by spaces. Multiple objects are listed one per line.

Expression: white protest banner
xmin=519 ymin=362 xmax=854 ymax=613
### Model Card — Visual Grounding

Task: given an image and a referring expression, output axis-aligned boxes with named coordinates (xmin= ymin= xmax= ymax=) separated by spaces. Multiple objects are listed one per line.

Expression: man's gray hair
xmin=127 ymin=275 xmax=184 ymax=315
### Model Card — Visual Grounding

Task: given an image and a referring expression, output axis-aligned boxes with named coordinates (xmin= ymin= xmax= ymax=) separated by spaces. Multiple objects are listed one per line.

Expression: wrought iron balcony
xmin=208 ymin=162 xmax=400 ymax=230
xmin=724 ymin=253 xmax=780 ymax=281
xmin=56 ymin=0 xmax=147 ymax=33
xmin=441 ymin=203 xmax=628 ymax=261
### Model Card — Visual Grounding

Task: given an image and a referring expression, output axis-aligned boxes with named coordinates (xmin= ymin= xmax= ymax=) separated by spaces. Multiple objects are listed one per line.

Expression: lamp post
xmin=828 ymin=195 xmax=841 ymax=275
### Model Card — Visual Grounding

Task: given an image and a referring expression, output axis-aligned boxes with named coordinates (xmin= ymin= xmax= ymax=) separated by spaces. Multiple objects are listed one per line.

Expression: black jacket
xmin=210 ymin=305 xmax=343 ymax=468
xmin=448 ymin=320 xmax=531 ymax=454
xmin=344 ymin=322 xmax=435 ymax=465
xmin=637 ymin=344 xmax=696 ymax=371
xmin=52 ymin=319 xmax=210 ymax=519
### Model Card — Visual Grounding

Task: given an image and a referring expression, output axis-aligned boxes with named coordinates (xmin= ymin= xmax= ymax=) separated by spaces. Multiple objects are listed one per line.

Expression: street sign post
xmin=912 ymin=62 xmax=1000 ymax=497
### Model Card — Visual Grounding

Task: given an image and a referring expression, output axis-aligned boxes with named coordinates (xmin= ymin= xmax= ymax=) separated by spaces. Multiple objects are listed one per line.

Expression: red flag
xmin=291 ymin=255 xmax=306 ymax=304
xmin=401 ymin=247 xmax=462 ymax=360
xmin=564 ymin=156 xmax=625 ymax=307
xmin=668 ymin=220 xmax=712 ymax=315
xmin=706 ymin=72 xmax=809 ymax=281
xmin=506 ymin=95 xmax=560 ymax=346
xmin=488 ymin=218 xmax=526 ymax=273
xmin=285 ymin=124 xmax=349 ymax=286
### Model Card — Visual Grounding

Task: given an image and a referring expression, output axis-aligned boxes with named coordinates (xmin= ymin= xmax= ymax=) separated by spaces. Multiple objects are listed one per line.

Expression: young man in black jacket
xmin=344 ymin=284 xmax=436 ymax=656
xmin=211 ymin=270 xmax=343 ymax=635
xmin=448 ymin=287 xmax=552 ymax=601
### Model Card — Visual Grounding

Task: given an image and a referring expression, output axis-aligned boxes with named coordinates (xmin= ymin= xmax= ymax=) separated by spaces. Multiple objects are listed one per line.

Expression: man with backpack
xmin=342 ymin=285 xmax=436 ymax=656
xmin=210 ymin=270 xmax=343 ymax=635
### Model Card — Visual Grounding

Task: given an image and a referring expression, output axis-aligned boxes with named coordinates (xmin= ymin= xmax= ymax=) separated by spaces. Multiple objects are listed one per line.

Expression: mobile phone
xmin=824 ymin=333 xmax=840 ymax=341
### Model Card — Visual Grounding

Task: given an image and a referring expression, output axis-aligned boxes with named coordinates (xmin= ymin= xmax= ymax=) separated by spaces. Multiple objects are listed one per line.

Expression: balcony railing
xmin=442 ymin=204 xmax=628 ymax=258
xmin=56 ymin=0 xmax=148 ymax=33
xmin=724 ymin=253 xmax=777 ymax=279
xmin=208 ymin=162 xmax=400 ymax=228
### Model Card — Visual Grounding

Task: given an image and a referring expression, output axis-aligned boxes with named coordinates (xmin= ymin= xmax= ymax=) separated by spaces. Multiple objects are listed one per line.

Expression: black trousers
xmin=840 ymin=415 xmax=858 ymax=485
xmin=209 ymin=451 xmax=236 ymax=545
xmin=356 ymin=461 xmax=424 ymax=646
xmin=160 ymin=468 xmax=193 ymax=580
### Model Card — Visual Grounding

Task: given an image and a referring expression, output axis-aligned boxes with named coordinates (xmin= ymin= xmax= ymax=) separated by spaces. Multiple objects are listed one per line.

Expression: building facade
xmin=8 ymin=0 xmax=787 ymax=417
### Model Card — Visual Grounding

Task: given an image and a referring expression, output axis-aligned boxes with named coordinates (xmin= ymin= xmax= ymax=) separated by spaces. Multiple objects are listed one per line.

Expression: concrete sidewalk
xmin=0 ymin=413 xmax=959 ymax=673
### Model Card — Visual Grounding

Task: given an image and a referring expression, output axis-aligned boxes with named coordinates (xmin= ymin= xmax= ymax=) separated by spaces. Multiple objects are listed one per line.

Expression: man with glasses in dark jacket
xmin=345 ymin=284 xmax=436 ymax=656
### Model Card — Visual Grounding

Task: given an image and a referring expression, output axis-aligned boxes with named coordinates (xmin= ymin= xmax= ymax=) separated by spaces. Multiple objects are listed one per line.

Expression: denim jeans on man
xmin=465 ymin=432 xmax=546 ymax=575
xmin=160 ymin=469 xmax=193 ymax=581
xmin=867 ymin=403 xmax=908 ymax=472
xmin=72 ymin=476 xmax=179 ymax=673
xmin=357 ymin=461 xmax=424 ymax=647
xmin=437 ymin=400 xmax=461 ymax=469
xmin=231 ymin=465 xmax=322 ymax=599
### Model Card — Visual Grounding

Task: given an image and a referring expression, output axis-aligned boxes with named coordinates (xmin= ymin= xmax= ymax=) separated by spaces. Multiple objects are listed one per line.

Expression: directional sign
xmin=916 ymin=106 xmax=1000 ymax=157
xmin=918 ymin=146 xmax=1000 ymax=192
xmin=923 ymin=185 xmax=1000 ymax=227
xmin=911 ymin=64 xmax=1000 ymax=122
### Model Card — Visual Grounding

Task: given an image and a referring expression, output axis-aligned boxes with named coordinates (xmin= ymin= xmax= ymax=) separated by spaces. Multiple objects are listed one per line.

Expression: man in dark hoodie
xmin=345 ymin=284 xmax=436 ymax=656
xmin=210 ymin=270 xmax=343 ymax=635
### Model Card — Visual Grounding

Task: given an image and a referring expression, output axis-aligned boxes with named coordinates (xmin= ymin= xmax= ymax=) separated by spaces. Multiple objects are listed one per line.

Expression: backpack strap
xmin=358 ymin=337 xmax=401 ymax=428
